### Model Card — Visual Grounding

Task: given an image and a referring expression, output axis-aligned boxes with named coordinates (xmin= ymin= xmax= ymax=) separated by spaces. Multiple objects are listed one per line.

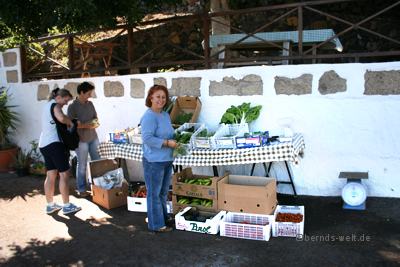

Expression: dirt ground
xmin=0 ymin=172 xmax=399 ymax=267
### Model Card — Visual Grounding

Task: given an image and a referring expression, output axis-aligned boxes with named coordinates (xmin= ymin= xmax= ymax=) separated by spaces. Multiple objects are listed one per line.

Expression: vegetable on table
xmin=220 ymin=102 xmax=262 ymax=124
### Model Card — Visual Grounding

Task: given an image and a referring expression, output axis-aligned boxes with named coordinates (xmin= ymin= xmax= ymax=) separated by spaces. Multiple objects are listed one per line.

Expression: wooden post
xmin=127 ymin=26 xmax=134 ymax=72
xmin=297 ymin=6 xmax=303 ymax=57
xmin=20 ymin=45 xmax=27 ymax=82
xmin=203 ymin=13 xmax=210 ymax=69
xmin=68 ymin=36 xmax=74 ymax=72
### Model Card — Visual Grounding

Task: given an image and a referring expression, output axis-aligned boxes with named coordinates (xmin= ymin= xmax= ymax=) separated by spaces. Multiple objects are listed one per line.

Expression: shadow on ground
xmin=0 ymin=173 xmax=399 ymax=266
xmin=0 ymin=173 xmax=45 ymax=201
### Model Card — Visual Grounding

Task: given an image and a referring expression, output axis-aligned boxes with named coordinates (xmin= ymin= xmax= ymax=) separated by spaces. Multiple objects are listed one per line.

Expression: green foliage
xmin=175 ymin=112 xmax=193 ymax=125
xmin=13 ymin=148 xmax=31 ymax=169
xmin=0 ymin=0 xmax=182 ymax=50
xmin=0 ymin=88 xmax=19 ymax=149
xmin=220 ymin=102 xmax=262 ymax=124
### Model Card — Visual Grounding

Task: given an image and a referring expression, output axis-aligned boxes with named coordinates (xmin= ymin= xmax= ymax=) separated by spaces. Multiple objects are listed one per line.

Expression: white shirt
xmin=39 ymin=99 xmax=60 ymax=148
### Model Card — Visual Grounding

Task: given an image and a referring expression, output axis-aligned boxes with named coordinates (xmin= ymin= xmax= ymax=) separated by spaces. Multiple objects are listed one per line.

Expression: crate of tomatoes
xmin=272 ymin=205 xmax=305 ymax=237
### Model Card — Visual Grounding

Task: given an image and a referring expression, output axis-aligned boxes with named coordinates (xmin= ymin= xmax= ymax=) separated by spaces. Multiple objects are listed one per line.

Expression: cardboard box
xmin=220 ymin=211 xmax=274 ymax=241
xmin=217 ymin=175 xmax=277 ymax=215
xmin=127 ymin=196 xmax=173 ymax=213
xmin=175 ymin=207 xmax=226 ymax=235
xmin=172 ymin=195 xmax=218 ymax=214
xmin=170 ymin=96 xmax=202 ymax=126
xmin=172 ymin=168 xmax=226 ymax=200
xmin=272 ymin=205 xmax=305 ymax=237
xmin=88 ymin=159 xmax=128 ymax=209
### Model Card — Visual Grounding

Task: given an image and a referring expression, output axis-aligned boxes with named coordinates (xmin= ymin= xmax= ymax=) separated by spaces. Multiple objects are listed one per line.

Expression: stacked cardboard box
xmin=172 ymin=168 xmax=226 ymax=214
xmin=217 ymin=174 xmax=277 ymax=215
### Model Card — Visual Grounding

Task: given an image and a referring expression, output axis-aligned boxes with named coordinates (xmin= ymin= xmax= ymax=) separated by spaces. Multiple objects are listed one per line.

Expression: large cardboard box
xmin=170 ymin=96 xmax=202 ymax=126
xmin=88 ymin=159 xmax=128 ymax=209
xmin=172 ymin=168 xmax=226 ymax=200
xmin=217 ymin=175 xmax=277 ymax=215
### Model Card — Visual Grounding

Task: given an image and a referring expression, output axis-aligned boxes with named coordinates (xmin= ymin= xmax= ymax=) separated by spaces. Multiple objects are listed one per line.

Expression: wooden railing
xmin=21 ymin=0 xmax=400 ymax=81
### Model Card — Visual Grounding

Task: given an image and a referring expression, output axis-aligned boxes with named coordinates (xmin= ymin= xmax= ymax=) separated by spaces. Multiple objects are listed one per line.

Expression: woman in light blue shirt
xmin=141 ymin=85 xmax=177 ymax=233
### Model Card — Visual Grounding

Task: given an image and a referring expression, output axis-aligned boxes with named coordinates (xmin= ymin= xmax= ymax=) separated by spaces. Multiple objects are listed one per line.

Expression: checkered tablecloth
xmin=98 ymin=133 xmax=305 ymax=166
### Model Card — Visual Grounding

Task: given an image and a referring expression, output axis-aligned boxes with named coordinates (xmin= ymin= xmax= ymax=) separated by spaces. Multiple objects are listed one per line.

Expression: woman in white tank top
xmin=39 ymin=88 xmax=81 ymax=215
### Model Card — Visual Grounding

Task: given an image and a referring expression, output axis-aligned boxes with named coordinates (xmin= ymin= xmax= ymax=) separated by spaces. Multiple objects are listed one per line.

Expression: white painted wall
xmin=2 ymin=48 xmax=400 ymax=198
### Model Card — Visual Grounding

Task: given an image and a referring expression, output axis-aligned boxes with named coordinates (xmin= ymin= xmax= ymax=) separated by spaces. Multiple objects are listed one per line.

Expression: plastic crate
xmin=192 ymin=127 xmax=216 ymax=149
xmin=127 ymin=127 xmax=142 ymax=144
xmin=272 ymin=205 xmax=305 ymax=238
xmin=175 ymin=123 xmax=205 ymax=149
xmin=213 ymin=123 xmax=249 ymax=149
xmin=220 ymin=211 xmax=274 ymax=241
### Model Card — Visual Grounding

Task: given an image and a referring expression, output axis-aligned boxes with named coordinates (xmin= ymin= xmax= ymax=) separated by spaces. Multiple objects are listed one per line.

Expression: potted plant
xmin=28 ymin=140 xmax=46 ymax=175
xmin=13 ymin=149 xmax=31 ymax=177
xmin=0 ymin=87 xmax=19 ymax=172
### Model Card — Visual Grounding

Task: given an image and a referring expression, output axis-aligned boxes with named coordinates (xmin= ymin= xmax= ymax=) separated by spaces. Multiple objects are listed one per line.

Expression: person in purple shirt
xmin=140 ymin=85 xmax=177 ymax=233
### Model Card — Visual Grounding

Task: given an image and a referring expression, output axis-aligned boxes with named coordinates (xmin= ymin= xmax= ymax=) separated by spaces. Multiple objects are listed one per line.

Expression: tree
xmin=0 ymin=0 xmax=181 ymax=50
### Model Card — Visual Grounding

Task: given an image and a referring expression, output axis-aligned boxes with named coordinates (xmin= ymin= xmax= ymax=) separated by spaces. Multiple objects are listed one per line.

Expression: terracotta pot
xmin=0 ymin=147 xmax=18 ymax=172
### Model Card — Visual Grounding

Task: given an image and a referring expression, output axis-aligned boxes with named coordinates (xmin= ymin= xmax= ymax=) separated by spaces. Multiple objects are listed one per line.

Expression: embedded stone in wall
xmin=209 ymin=75 xmax=263 ymax=96
xmin=318 ymin=70 xmax=346 ymax=95
xmin=104 ymin=81 xmax=124 ymax=97
xmin=210 ymin=77 xmax=239 ymax=96
xmin=170 ymin=77 xmax=201 ymax=96
xmin=64 ymin=82 xmax=80 ymax=99
xmin=130 ymin=79 xmax=145 ymax=98
xmin=3 ymin=52 xmax=17 ymax=67
xmin=6 ymin=70 xmax=18 ymax=83
xmin=37 ymin=84 xmax=50 ymax=101
xmin=153 ymin=77 xmax=167 ymax=87
xmin=64 ymin=82 xmax=96 ymax=98
xmin=274 ymin=74 xmax=312 ymax=95
xmin=364 ymin=70 xmax=400 ymax=95
xmin=239 ymin=75 xmax=263 ymax=95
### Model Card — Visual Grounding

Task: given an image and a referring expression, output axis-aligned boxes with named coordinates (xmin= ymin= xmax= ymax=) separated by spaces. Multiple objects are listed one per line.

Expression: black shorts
xmin=40 ymin=142 xmax=70 ymax=172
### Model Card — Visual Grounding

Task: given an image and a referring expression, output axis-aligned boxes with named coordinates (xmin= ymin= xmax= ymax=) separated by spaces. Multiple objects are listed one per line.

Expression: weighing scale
xmin=339 ymin=172 xmax=368 ymax=210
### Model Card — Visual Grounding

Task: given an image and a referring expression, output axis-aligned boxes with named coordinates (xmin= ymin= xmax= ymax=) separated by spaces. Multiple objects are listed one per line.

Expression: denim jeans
xmin=142 ymin=157 xmax=173 ymax=231
xmin=75 ymin=138 xmax=100 ymax=192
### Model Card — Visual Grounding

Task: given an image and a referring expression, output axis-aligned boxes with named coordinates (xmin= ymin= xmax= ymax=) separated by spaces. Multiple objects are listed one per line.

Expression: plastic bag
xmin=93 ymin=168 xmax=124 ymax=189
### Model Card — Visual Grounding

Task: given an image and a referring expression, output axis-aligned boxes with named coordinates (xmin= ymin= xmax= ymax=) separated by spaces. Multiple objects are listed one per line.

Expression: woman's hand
xmin=164 ymin=139 xmax=177 ymax=149
xmin=168 ymin=139 xmax=177 ymax=149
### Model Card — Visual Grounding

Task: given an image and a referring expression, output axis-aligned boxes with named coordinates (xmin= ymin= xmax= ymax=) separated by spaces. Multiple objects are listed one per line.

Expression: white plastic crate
xmin=191 ymin=126 xmax=216 ymax=149
xmin=220 ymin=211 xmax=274 ymax=241
xmin=127 ymin=127 xmax=142 ymax=144
xmin=272 ymin=205 xmax=305 ymax=238
xmin=175 ymin=123 xmax=205 ymax=149
xmin=175 ymin=207 xmax=226 ymax=234
xmin=127 ymin=196 xmax=173 ymax=214
xmin=213 ymin=123 xmax=249 ymax=149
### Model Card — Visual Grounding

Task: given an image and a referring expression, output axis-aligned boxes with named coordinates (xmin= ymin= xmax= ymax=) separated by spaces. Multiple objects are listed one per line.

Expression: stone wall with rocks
xmin=4 ymin=61 xmax=400 ymax=198
xmin=0 ymin=48 xmax=21 ymax=86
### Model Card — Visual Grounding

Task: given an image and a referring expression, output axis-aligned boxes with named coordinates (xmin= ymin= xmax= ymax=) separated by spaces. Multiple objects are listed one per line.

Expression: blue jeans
xmin=142 ymin=157 xmax=173 ymax=231
xmin=75 ymin=138 xmax=100 ymax=192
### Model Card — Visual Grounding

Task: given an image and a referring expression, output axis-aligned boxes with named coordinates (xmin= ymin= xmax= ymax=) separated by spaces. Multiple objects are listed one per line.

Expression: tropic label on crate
xmin=185 ymin=189 xmax=216 ymax=198
xmin=190 ymin=223 xmax=211 ymax=234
